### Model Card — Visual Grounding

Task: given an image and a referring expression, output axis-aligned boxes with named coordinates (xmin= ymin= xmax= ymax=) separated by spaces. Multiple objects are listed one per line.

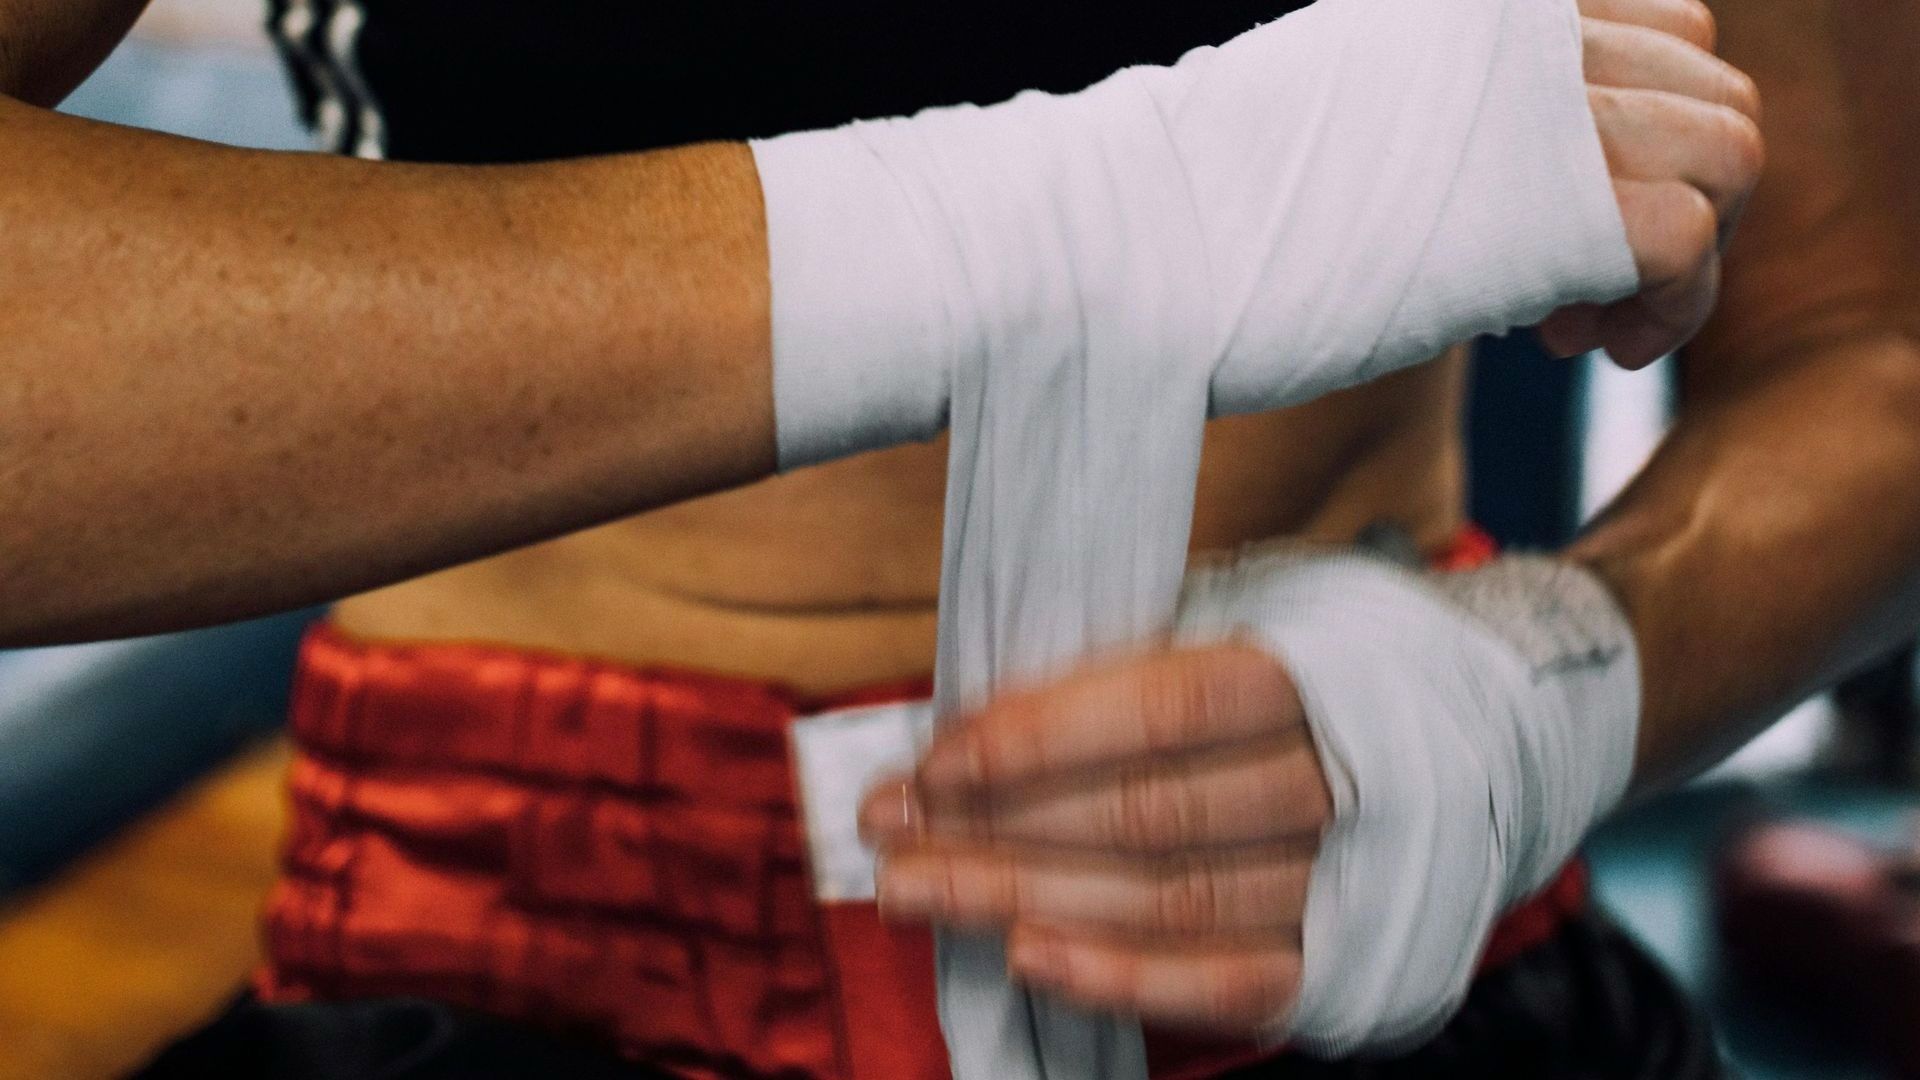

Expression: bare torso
xmin=334 ymin=352 xmax=1467 ymax=693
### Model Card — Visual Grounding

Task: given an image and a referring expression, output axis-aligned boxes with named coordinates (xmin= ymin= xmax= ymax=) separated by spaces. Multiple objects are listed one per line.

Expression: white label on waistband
xmin=789 ymin=699 xmax=934 ymax=903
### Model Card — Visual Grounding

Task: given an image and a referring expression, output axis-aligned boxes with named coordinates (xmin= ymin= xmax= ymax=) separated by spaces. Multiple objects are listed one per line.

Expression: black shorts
xmin=136 ymin=908 xmax=1724 ymax=1080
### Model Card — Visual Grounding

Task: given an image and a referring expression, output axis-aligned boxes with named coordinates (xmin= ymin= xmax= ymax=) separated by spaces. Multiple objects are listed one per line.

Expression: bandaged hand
xmin=861 ymin=546 xmax=1638 ymax=1056
xmin=757 ymin=0 xmax=1761 ymax=470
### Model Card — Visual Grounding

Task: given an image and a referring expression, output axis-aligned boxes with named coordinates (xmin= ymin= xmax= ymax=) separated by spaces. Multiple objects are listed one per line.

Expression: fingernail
xmin=858 ymin=776 xmax=922 ymax=844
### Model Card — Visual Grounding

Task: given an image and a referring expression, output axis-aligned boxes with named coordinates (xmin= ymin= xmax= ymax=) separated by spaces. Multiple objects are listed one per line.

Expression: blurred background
xmin=0 ymin=3 xmax=1912 ymax=1078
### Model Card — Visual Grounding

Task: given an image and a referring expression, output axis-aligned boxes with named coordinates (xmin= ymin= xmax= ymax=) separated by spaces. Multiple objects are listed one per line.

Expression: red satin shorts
xmin=256 ymin=526 xmax=1588 ymax=1080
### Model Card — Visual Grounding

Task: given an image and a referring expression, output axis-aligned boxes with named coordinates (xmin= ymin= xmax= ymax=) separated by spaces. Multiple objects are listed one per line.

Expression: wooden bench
xmin=0 ymin=742 xmax=288 ymax=1080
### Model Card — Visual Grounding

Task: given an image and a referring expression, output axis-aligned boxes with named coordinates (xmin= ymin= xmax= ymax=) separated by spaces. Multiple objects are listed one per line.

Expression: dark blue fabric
xmin=0 ymin=612 xmax=317 ymax=896
xmin=1467 ymin=332 xmax=1586 ymax=550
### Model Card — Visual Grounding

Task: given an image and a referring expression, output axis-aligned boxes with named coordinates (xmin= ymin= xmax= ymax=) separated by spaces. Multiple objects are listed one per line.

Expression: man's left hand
xmin=859 ymin=644 xmax=1331 ymax=1033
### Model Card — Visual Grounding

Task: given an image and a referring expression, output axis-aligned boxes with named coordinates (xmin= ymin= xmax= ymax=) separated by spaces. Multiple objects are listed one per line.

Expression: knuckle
xmin=1207 ymin=959 xmax=1297 ymax=1030
xmin=902 ymin=857 xmax=966 ymax=916
xmin=1097 ymin=789 xmax=1134 ymax=849
xmin=955 ymin=859 xmax=1027 ymax=921
xmin=1184 ymin=787 xmax=1214 ymax=847
xmin=1720 ymin=106 xmax=1766 ymax=180
xmin=1112 ymin=766 xmax=1186 ymax=851
xmin=1679 ymin=184 xmax=1720 ymax=255
xmin=977 ymin=700 xmax=1059 ymax=786
xmin=1724 ymin=67 xmax=1763 ymax=123
xmin=1678 ymin=0 xmax=1716 ymax=50
xmin=1156 ymin=866 xmax=1225 ymax=933
xmin=1650 ymin=183 xmax=1718 ymax=271
xmin=1255 ymin=858 xmax=1309 ymax=918
xmin=998 ymin=864 xmax=1035 ymax=918
xmin=1302 ymin=762 xmax=1335 ymax=831
xmin=1224 ymin=644 xmax=1296 ymax=725
xmin=970 ymin=692 xmax=1061 ymax=785
xmin=1274 ymin=740 xmax=1335 ymax=834
xmin=1594 ymin=84 xmax=1642 ymax=151
xmin=954 ymin=729 xmax=1000 ymax=787
xmin=1112 ymin=768 xmax=1157 ymax=848
xmin=937 ymin=861 xmax=970 ymax=912
xmin=1141 ymin=659 xmax=1218 ymax=750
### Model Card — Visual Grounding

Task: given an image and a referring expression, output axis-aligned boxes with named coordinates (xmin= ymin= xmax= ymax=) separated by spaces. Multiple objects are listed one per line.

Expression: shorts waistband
xmin=260 ymin=525 xmax=1577 ymax=1080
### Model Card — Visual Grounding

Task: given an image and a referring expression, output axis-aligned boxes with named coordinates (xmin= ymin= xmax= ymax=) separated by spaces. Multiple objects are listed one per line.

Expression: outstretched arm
xmin=0 ymin=101 xmax=775 ymax=646
xmin=1 ymin=0 xmax=1730 ymax=647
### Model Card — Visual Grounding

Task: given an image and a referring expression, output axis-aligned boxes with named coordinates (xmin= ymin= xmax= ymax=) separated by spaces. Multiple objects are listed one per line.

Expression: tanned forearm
xmin=1568 ymin=0 xmax=1920 ymax=790
xmin=0 ymin=98 xmax=773 ymax=645
xmin=1571 ymin=331 xmax=1920 ymax=789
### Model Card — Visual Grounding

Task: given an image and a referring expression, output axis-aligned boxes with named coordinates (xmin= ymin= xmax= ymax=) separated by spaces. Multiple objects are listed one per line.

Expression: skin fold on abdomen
xmin=332 ymin=352 xmax=1468 ymax=693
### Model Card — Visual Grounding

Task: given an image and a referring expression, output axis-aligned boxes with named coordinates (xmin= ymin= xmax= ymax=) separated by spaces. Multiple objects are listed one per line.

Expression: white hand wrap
xmin=1175 ymin=548 xmax=1642 ymax=1056
xmin=754 ymin=0 xmax=1637 ymax=470
xmin=762 ymin=2 xmax=1638 ymax=1077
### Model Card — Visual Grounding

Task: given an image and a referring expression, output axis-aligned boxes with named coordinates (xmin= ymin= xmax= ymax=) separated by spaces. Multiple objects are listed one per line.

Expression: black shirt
xmin=267 ymin=0 xmax=1310 ymax=163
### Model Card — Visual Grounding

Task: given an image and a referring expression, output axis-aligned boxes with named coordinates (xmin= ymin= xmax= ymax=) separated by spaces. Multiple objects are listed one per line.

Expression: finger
xmin=894 ymin=736 xmax=1330 ymax=854
xmin=1592 ymin=86 xmax=1765 ymax=227
xmin=916 ymin=644 xmax=1303 ymax=795
xmin=1537 ymin=303 xmax=1606 ymax=359
xmin=859 ymin=772 xmax=925 ymax=845
xmin=1612 ymin=175 xmax=1723 ymax=370
xmin=1007 ymin=925 xmax=1301 ymax=1034
xmin=877 ymin=843 xmax=1312 ymax=937
xmin=1556 ymin=180 xmax=1717 ymax=369
xmin=1617 ymin=177 xmax=1719 ymax=293
xmin=1597 ymin=251 xmax=1721 ymax=369
xmin=1583 ymin=19 xmax=1761 ymax=120
xmin=1578 ymin=0 xmax=1716 ymax=51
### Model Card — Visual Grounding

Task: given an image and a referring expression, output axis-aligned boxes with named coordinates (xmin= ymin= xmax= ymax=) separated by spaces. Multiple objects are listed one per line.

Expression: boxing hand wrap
xmin=1175 ymin=548 xmax=1642 ymax=1056
xmin=753 ymin=0 xmax=1638 ymax=470
xmin=766 ymin=4 xmax=1634 ymax=1076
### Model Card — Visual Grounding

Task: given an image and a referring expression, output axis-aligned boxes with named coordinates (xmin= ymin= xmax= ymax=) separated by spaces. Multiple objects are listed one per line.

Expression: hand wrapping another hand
xmin=863 ymin=546 xmax=1641 ymax=1053
xmin=862 ymin=645 xmax=1330 ymax=1033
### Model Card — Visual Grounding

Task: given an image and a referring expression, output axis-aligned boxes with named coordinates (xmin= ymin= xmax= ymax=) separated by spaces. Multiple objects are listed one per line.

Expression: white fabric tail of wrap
xmin=756 ymin=0 xmax=1637 ymax=1076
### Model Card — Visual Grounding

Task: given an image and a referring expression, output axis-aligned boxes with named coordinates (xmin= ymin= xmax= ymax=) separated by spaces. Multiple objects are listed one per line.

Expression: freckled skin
xmin=0 ymin=99 xmax=777 ymax=641
xmin=2 ymin=0 xmax=1920 ymax=795
xmin=0 ymin=0 xmax=1473 ymax=684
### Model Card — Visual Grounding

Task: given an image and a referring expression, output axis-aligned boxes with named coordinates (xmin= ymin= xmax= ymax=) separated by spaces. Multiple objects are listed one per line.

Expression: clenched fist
xmin=1548 ymin=0 xmax=1766 ymax=367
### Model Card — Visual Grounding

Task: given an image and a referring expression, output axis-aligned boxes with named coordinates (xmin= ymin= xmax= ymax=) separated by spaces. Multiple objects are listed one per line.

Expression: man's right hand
xmin=1546 ymin=0 xmax=1766 ymax=368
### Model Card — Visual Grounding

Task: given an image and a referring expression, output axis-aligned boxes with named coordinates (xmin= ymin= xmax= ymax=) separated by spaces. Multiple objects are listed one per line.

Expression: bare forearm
xmin=0 ymin=100 xmax=773 ymax=644
xmin=1564 ymin=0 xmax=1920 ymax=792
xmin=1569 ymin=331 xmax=1920 ymax=790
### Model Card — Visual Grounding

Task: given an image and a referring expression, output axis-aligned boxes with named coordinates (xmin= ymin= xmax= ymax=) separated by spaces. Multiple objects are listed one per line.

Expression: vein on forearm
xmin=1570 ymin=330 xmax=1920 ymax=792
